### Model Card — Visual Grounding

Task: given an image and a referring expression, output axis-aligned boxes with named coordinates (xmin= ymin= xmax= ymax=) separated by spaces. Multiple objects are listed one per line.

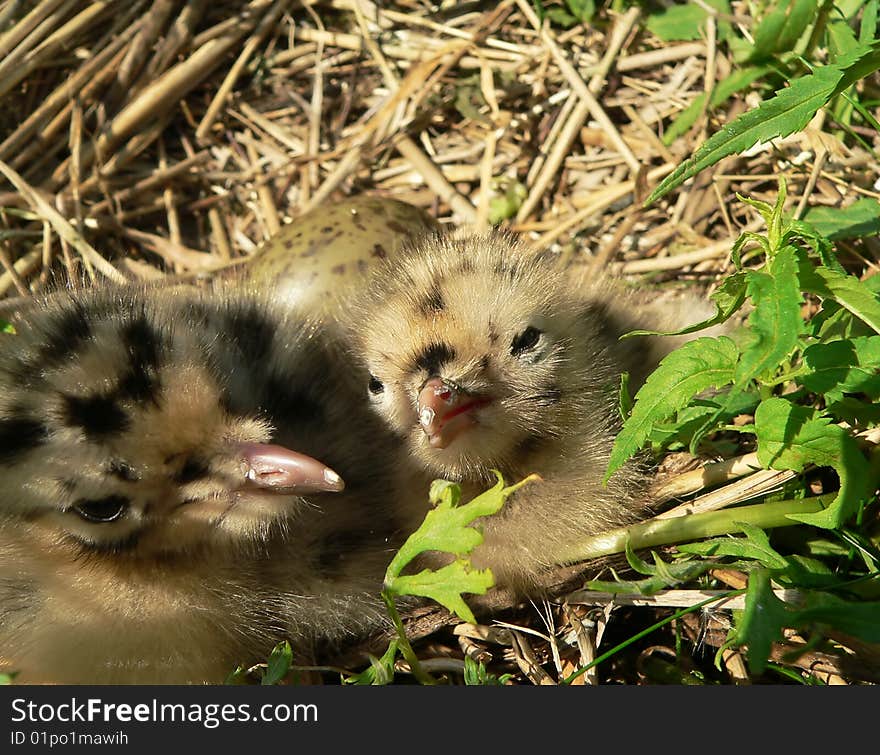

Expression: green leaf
xmin=754 ymin=397 xmax=872 ymax=528
xmin=0 ymin=672 xmax=16 ymax=685
xmin=261 ymin=640 xmax=293 ymax=685
xmin=343 ymin=640 xmax=399 ymax=685
xmin=389 ymin=560 xmax=495 ymax=625
xmin=647 ymin=0 xmax=731 ymax=41
xmin=797 ymin=254 xmax=880 ymax=334
xmin=563 ymin=0 xmax=595 ymax=23
xmin=731 ymin=568 xmax=790 ymax=673
xmin=748 ymin=0 xmax=818 ymax=62
xmin=677 ymin=523 xmax=789 ymax=569
xmin=800 ymin=336 xmax=880 ymax=401
xmin=647 ymin=42 xmax=880 ymax=204
xmin=801 ymin=198 xmax=880 ymax=239
xmin=735 ymin=246 xmax=805 ymax=383
xmin=1 ymin=320 xmax=13 ymax=334
xmin=663 ymin=66 xmax=772 ymax=146
xmin=384 ymin=473 xmax=539 ymax=623
xmin=605 ymin=336 xmax=739 ymax=481
xmin=860 ymin=0 xmax=878 ymax=43
xmin=825 ymin=396 xmax=880 ymax=427
xmin=689 ymin=245 xmax=804 ymax=452
xmin=623 ymin=271 xmax=748 ymax=339
xmin=584 ymin=557 xmax=714 ymax=595
xmin=463 ymin=655 xmax=514 ymax=685
xmin=796 ymin=592 xmax=880 ymax=643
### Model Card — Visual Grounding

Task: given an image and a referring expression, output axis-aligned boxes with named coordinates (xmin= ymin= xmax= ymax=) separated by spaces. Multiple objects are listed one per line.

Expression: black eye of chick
xmin=368 ymin=375 xmax=385 ymax=395
xmin=72 ymin=495 xmax=129 ymax=523
xmin=510 ymin=326 xmax=542 ymax=357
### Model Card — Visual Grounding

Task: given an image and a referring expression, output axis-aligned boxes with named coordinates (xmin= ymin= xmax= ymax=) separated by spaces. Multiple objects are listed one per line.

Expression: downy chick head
xmin=0 ymin=286 xmax=347 ymax=562
xmin=352 ymin=231 xmax=624 ymax=482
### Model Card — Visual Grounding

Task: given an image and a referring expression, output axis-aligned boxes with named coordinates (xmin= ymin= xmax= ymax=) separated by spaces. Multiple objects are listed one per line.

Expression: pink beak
xmin=417 ymin=377 xmax=492 ymax=449
xmin=235 ymin=442 xmax=345 ymax=493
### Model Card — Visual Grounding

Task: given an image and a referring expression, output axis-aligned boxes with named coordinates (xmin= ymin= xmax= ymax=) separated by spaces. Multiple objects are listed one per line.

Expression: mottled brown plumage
xmin=0 ymin=285 xmax=402 ymax=683
xmin=351 ymin=231 xmax=705 ymax=592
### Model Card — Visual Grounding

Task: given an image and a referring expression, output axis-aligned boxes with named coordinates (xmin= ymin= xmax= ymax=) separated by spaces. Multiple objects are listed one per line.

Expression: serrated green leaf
xmin=388 ymin=560 xmax=494 ymax=624
xmin=797 ymin=254 xmax=880 ymax=334
xmin=261 ymin=640 xmax=293 ymax=685
xmin=800 ymin=336 xmax=880 ymax=401
xmin=384 ymin=473 xmax=539 ymax=622
xmin=623 ymin=272 xmax=748 ymax=339
xmin=664 ymin=66 xmax=772 ymax=146
xmin=801 ymin=198 xmax=880 ymax=240
xmin=604 ymin=336 xmax=739 ymax=481
xmin=755 ymin=397 xmax=871 ymax=528
xmin=648 ymin=42 xmax=880 ymax=204
xmin=689 ymin=246 xmax=803 ymax=453
xmin=648 ymin=67 xmax=841 ymax=203
xmin=736 ymin=246 xmax=805 ymax=382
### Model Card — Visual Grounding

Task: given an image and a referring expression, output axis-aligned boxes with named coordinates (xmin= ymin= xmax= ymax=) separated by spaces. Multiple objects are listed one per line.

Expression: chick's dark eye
xmin=368 ymin=375 xmax=385 ymax=395
xmin=510 ymin=326 xmax=542 ymax=357
xmin=72 ymin=495 xmax=129 ymax=523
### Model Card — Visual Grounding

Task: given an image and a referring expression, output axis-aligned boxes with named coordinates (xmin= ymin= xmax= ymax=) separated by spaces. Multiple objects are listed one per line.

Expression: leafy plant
xmin=651 ymin=0 xmax=880 ymax=173
xmin=379 ymin=473 xmax=538 ymax=684
xmin=593 ymin=176 xmax=880 ymax=673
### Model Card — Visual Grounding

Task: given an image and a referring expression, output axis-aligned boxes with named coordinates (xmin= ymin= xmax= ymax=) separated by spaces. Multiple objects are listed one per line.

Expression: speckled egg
xmin=244 ymin=195 xmax=439 ymax=315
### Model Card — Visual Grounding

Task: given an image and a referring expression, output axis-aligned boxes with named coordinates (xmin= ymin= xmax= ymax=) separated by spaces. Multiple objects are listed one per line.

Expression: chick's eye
xmin=510 ymin=326 xmax=542 ymax=357
xmin=368 ymin=375 xmax=385 ymax=395
xmin=72 ymin=495 xmax=129 ymax=523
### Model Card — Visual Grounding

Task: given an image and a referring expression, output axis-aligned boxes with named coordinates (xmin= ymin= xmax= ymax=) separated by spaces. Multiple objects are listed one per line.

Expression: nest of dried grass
xmin=1 ymin=0 xmax=878 ymax=685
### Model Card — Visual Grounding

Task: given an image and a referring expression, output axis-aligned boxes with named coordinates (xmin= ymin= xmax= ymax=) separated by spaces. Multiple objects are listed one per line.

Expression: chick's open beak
xmin=418 ymin=377 xmax=492 ymax=449
xmin=235 ymin=442 xmax=345 ymax=493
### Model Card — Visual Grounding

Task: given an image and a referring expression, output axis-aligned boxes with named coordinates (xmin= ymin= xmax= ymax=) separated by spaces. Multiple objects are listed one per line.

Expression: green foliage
xmin=261 ymin=640 xmax=293 ymax=685
xmin=646 ymin=0 xmax=732 ymax=42
xmin=0 ymin=672 xmax=15 ymax=684
xmin=342 ymin=641 xmax=399 ymax=686
xmin=605 ymin=336 xmax=739 ymax=481
xmin=488 ymin=178 xmax=527 ymax=224
xmin=368 ymin=473 xmax=536 ymax=684
xmin=612 ymin=178 xmax=878 ymax=528
xmin=603 ymin=173 xmax=880 ymax=674
xmin=649 ymin=42 xmax=880 ymax=203
xmin=533 ymin=0 xmax=596 ymax=27
xmin=463 ymin=656 xmax=515 ymax=685
xmin=802 ymin=198 xmax=880 ymax=240
xmin=384 ymin=473 xmax=538 ymax=623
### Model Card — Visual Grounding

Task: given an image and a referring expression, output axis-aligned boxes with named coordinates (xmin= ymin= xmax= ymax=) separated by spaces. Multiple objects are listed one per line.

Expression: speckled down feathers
xmin=0 ymin=285 xmax=401 ymax=683
xmin=351 ymin=231 xmax=703 ymax=591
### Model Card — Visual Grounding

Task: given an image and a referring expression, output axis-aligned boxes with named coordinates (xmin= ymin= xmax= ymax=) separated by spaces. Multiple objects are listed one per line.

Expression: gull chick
xmin=352 ymin=231 xmax=700 ymax=591
xmin=0 ymin=285 xmax=401 ymax=683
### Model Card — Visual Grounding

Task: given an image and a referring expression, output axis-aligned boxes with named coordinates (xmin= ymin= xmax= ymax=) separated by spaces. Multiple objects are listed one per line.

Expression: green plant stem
xmin=557 ymin=494 xmax=834 ymax=564
xmin=562 ymin=589 xmax=746 ymax=685
xmin=380 ymin=590 xmax=436 ymax=685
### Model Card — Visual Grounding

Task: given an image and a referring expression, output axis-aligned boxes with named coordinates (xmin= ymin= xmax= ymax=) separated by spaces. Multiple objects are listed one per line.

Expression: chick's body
xmin=0 ymin=286 xmax=401 ymax=683
xmin=353 ymin=232 xmax=691 ymax=591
